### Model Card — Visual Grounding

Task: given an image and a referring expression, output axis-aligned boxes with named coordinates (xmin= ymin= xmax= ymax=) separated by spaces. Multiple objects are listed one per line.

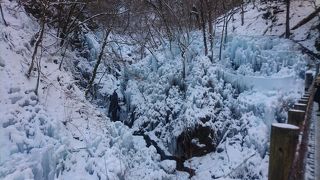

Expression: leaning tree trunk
xmin=224 ymin=14 xmax=229 ymax=47
xmin=27 ymin=15 xmax=45 ymax=78
xmin=59 ymin=41 xmax=69 ymax=70
xmin=85 ymin=29 xmax=111 ymax=97
xmin=34 ymin=47 xmax=43 ymax=95
xmin=291 ymin=7 xmax=320 ymax=30
xmin=219 ymin=15 xmax=226 ymax=61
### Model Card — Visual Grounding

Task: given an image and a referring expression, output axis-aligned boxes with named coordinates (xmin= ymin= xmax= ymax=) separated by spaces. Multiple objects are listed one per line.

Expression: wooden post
xmin=294 ymin=103 xmax=307 ymax=111
xmin=316 ymin=63 xmax=319 ymax=76
xmin=268 ymin=123 xmax=300 ymax=180
xmin=287 ymin=109 xmax=305 ymax=127
xmin=305 ymin=72 xmax=313 ymax=92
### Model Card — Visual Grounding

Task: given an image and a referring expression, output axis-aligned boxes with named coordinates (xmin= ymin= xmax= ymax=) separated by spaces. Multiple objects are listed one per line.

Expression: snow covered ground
xmin=115 ymin=1 xmax=316 ymax=179
xmin=0 ymin=0 xmax=318 ymax=180
xmin=121 ymin=33 xmax=307 ymax=179
xmin=0 ymin=1 xmax=183 ymax=179
xmin=215 ymin=0 xmax=319 ymax=53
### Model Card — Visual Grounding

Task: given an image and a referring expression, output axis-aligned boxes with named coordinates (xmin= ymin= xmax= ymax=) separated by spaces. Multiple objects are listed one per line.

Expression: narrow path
xmin=305 ymin=103 xmax=316 ymax=180
xmin=306 ymin=103 xmax=319 ymax=180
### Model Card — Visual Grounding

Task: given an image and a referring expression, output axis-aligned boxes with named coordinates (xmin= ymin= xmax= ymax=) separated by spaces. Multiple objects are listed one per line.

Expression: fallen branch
xmin=213 ymin=153 xmax=256 ymax=179
xmin=291 ymin=7 xmax=320 ymax=30
xmin=292 ymin=40 xmax=320 ymax=60
xmin=223 ymin=153 xmax=256 ymax=178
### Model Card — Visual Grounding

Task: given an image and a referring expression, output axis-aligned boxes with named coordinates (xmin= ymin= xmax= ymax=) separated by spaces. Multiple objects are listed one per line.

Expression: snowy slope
xmin=0 ymin=0 xmax=317 ymax=180
xmin=113 ymin=1 xmax=315 ymax=179
xmin=0 ymin=1 xmax=181 ymax=179
xmin=216 ymin=0 xmax=319 ymax=53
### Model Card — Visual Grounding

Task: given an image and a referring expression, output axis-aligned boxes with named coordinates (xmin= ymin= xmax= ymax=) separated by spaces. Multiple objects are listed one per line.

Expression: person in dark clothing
xmin=109 ymin=91 xmax=120 ymax=121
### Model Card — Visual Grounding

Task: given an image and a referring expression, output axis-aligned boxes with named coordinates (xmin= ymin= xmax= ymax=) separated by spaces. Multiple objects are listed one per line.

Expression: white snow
xmin=289 ymin=109 xmax=306 ymax=113
xmin=272 ymin=123 xmax=300 ymax=130
xmin=0 ymin=1 xmax=177 ymax=179
xmin=0 ymin=0 xmax=317 ymax=179
xmin=215 ymin=0 xmax=319 ymax=53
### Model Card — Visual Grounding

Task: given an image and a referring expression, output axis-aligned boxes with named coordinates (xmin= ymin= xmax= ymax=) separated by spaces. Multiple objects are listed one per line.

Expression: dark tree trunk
xmin=219 ymin=15 xmax=226 ymax=61
xmin=27 ymin=15 xmax=45 ymax=78
xmin=200 ymin=0 xmax=208 ymax=56
xmin=291 ymin=7 xmax=320 ymax=30
xmin=206 ymin=0 xmax=214 ymax=62
xmin=85 ymin=29 xmax=111 ymax=96
xmin=241 ymin=3 xmax=244 ymax=26
xmin=35 ymin=49 xmax=43 ymax=95
xmin=285 ymin=0 xmax=290 ymax=38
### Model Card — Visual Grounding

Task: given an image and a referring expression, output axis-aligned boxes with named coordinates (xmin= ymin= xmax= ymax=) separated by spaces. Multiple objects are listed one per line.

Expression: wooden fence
xmin=268 ymin=71 xmax=317 ymax=180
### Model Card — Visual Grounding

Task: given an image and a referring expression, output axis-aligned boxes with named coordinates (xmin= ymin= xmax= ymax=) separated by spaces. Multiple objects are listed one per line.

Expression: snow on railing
xmin=268 ymin=70 xmax=317 ymax=180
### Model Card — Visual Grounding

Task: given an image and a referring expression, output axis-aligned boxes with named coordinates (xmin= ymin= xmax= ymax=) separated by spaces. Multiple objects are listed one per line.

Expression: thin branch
xmin=68 ymin=10 xmax=128 ymax=33
xmin=0 ymin=3 xmax=8 ymax=26
xmin=35 ymin=43 xmax=43 ymax=96
xmin=59 ymin=40 xmax=69 ymax=70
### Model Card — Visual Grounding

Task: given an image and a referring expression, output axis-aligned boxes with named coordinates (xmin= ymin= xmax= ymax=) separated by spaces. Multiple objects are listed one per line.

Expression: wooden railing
xmin=268 ymin=72 xmax=317 ymax=180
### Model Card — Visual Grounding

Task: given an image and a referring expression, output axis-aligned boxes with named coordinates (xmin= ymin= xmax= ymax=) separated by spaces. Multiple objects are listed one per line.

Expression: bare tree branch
xmin=0 ymin=3 xmax=8 ymax=26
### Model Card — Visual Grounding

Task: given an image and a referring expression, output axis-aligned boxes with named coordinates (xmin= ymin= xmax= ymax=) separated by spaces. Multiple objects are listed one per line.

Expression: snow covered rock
xmin=160 ymin=160 xmax=176 ymax=174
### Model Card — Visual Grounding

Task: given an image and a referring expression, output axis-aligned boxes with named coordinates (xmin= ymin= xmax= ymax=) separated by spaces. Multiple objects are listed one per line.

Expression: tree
xmin=291 ymin=6 xmax=320 ymax=31
xmin=85 ymin=29 xmax=111 ymax=97
xmin=26 ymin=1 xmax=47 ymax=78
xmin=219 ymin=14 xmax=226 ymax=61
xmin=240 ymin=0 xmax=244 ymax=26
xmin=285 ymin=0 xmax=290 ymax=38
xmin=200 ymin=0 xmax=208 ymax=56
xmin=205 ymin=0 xmax=214 ymax=62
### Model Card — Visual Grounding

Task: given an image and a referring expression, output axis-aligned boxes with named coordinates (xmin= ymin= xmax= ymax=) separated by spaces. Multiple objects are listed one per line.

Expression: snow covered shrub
xmin=274 ymin=96 xmax=296 ymax=123
xmin=222 ymin=36 xmax=306 ymax=77
xmin=237 ymin=64 xmax=254 ymax=75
